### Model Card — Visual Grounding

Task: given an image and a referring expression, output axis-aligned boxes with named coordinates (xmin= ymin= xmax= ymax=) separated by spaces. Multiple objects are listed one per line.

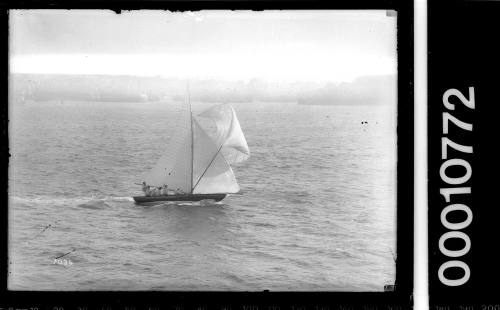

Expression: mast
xmin=188 ymin=81 xmax=194 ymax=194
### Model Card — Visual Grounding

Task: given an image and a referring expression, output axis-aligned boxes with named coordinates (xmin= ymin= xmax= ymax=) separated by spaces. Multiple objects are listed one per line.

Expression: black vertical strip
xmin=0 ymin=9 xmax=8 ymax=296
xmin=429 ymin=0 xmax=500 ymax=306
xmin=395 ymin=0 xmax=414 ymax=296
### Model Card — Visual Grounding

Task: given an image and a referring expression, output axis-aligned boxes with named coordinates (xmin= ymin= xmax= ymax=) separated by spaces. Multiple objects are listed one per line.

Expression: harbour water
xmin=8 ymin=100 xmax=396 ymax=291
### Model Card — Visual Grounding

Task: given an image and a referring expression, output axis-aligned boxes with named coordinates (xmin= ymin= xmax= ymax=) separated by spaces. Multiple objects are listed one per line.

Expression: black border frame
xmin=428 ymin=0 xmax=500 ymax=306
xmin=0 ymin=1 xmax=413 ymax=309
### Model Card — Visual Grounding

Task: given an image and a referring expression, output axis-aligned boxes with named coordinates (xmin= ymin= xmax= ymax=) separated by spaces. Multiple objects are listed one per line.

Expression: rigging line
xmin=192 ymin=106 xmax=237 ymax=192
xmin=192 ymin=141 xmax=225 ymax=192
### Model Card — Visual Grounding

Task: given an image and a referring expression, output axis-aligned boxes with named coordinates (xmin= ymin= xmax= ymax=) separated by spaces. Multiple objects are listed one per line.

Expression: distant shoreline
xmin=11 ymin=73 xmax=396 ymax=107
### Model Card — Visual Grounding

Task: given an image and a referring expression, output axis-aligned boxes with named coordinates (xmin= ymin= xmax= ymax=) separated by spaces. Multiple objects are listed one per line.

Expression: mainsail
xmin=143 ymin=102 xmax=249 ymax=194
xmin=143 ymin=104 xmax=192 ymax=191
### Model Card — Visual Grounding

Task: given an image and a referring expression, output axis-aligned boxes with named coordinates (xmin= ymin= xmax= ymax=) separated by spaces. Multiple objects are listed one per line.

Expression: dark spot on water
xmin=271 ymin=266 xmax=287 ymax=272
xmin=287 ymin=257 xmax=310 ymax=267
xmin=296 ymin=192 xmax=310 ymax=197
xmin=254 ymin=222 xmax=277 ymax=228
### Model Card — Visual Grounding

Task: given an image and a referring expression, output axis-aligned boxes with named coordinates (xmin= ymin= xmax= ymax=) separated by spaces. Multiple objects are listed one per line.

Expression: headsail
xmin=198 ymin=104 xmax=250 ymax=164
xmin=192 ymin=119 xmax=240 ymax=193
xmin=143 ymin=104 xmax=193 ymax=191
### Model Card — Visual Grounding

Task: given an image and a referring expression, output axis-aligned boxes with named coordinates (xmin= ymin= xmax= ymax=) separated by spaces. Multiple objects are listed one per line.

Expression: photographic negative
xmin=8 ymin=9 xmax=402 ymax=293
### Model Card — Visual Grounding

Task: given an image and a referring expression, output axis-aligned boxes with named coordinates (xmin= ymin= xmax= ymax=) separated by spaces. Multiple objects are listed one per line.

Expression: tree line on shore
xmin=10 ymin=73 xmax=395 ymax=106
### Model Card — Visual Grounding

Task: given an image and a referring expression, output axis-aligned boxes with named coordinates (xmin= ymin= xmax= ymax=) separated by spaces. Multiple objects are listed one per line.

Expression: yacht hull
xmin=133 ymin=193 xmax=227 ymax=204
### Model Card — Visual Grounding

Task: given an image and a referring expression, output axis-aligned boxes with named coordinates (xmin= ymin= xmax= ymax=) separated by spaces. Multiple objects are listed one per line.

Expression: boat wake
xmin=11 ymin=195 xmax=134 ymax=208
xmin=77 ymin=199 xmax=111 ymax=210
xmin=180 ymin=199 xmax=225 ymax=207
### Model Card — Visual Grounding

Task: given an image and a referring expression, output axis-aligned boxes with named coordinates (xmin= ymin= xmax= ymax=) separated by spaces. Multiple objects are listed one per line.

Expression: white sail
xmin=142 ymin=102 xmax=247 ymax=195
xmin=193 ymin=152 xmax=240 ymax=194
xmin=198 ymin=104 xmax=250 ymax=164
xmin=143 ymin=104 xmax=192 ymax=192
xmin=192 ymin=119 xmax=240 ymax=194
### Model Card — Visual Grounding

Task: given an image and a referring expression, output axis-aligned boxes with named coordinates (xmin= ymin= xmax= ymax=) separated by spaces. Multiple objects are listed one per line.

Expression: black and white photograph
xmin=8 ymin=9 xmax=398 ymax=291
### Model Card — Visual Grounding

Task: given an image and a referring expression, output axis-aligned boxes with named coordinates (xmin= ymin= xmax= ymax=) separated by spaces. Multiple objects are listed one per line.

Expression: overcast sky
xmin=10 ymin=10 xmax=397 ymax=82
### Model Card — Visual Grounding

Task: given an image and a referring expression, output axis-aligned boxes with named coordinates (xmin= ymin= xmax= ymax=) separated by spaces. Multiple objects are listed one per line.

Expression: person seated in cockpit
xmin=161 ymin=185 xmax=168 ymax=196
xmin=153 ymin=187 xmax=160 ymax=196
xmin=142 ymin=181 xmax=151 ymax=197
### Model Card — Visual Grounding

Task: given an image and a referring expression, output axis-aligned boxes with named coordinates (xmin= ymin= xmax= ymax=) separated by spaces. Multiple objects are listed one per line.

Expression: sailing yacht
xmin=133 ymin=99 xmax=250 ymax=204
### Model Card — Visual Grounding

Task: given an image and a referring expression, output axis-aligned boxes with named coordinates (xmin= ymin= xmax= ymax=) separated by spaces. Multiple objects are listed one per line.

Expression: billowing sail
xmin=143 ymin=103 xmax=247 ymax=195
xmin=198 ymin=104 xmax=250 ymax=164
xmin=192 ymin=119 xmax=239 ymax=194
xmin=143 ymin=104 xmax=192 ymax=191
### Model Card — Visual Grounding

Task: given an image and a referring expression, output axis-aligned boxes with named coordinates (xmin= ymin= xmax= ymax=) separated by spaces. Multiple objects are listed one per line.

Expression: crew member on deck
xmin=142 ymin=181 xmax=149 ymax=196
xmin=161 ymin=185 xmax=168 ymax=196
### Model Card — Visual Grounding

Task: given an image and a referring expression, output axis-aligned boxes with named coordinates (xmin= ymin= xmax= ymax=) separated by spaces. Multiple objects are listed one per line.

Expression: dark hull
xmin=133 ymin=193 xmax=227 ymax=204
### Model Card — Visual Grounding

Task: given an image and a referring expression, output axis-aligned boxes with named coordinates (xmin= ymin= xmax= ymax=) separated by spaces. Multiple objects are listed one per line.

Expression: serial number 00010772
xmin=438 ymin=87 xmax=475 ymax=287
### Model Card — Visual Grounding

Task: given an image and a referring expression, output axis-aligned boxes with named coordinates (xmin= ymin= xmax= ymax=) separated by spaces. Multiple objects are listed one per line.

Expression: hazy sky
xmin=10 ymin=10 xmax=397 ymax=82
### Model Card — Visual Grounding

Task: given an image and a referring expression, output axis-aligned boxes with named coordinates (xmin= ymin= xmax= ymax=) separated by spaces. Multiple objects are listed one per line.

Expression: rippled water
xmin=8 ymin=100 xmax=396 ymax=291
